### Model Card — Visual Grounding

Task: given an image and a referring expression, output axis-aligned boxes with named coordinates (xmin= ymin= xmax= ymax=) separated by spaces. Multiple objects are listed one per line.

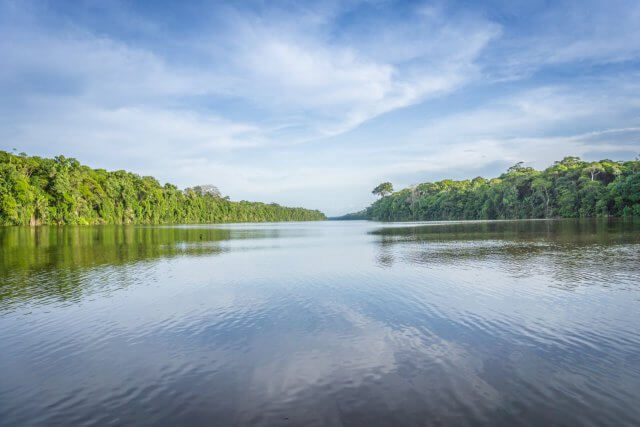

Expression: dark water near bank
xmin=1 ymin=220 xmax=639 ymax=426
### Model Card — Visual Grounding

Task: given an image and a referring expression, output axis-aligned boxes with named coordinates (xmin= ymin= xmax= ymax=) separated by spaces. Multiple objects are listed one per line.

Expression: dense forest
xmin=357 ymin=156 xmax=640 ymax=221
xmin=0 ymin=151 xmax=325 ymax=225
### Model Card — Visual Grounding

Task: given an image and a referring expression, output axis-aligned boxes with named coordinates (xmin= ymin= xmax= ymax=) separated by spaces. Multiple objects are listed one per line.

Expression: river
xmin=1 ymin=219 xmax=639 ymax=426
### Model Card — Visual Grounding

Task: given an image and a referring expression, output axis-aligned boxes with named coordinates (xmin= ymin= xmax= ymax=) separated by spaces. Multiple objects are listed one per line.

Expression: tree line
xmin=361 ymin=156 xmax=640 ymax=221
xmin=0 ymin=151 xmax=325 ymax=225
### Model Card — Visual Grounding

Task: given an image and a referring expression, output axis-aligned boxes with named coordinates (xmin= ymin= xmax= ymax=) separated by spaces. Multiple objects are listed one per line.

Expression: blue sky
xmin=1 ymin=0 xmax=639 ymax=216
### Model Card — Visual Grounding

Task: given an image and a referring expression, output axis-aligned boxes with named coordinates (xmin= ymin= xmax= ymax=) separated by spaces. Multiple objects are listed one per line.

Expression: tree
xmin=507 ymin=161 xmax=525 ymax=173
xmin=0 ymin=151 xmax=326 ymax=225
xmin=362 ymin=156 xmax=640 ymax=221
xmin=584 ymin=162 xmax=604 ymax=181
xmin=372 ymin=182 xmax=393 ymax=197
xmin=188 ymin=184 xmax=221 ymax=198
xmin=199 ymin=184 xmax=221 ymax=197
xmin=532 ymin=176 xmax=552 ymax=217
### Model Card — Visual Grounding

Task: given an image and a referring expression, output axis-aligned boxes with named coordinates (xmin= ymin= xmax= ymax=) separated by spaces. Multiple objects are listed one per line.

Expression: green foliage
xmin=372 ymin=182 xmax=394 ymax=197
xmin=364 ymin=157 xmax=640 ymax=221
xmin=0 ymin=151 xmax=325 ymax=225
xmin=331 ymin=210 xmax=367 ymax=220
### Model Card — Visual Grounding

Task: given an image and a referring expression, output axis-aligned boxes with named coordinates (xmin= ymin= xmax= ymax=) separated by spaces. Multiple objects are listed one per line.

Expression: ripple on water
xmin=1 ymin=220 xmax=640 ymax=426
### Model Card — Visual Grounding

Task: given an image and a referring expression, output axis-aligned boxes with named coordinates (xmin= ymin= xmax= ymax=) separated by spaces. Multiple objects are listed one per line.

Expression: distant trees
xmin=0 ymin=151 xmax=326 ymax=225
xmin=363 ymin=156 xmax=640 ymax=221
xmin=372 ymin=182 xmax=394 ymax=197
xmin=188 ymin=185 xmax=221 ymax=198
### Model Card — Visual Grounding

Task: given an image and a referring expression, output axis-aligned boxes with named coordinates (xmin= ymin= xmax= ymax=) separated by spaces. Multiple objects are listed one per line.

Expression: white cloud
xmin=0 ymin=2 xmax=500 ymax=147
xmin=1 ymin=1 xmax=639 ymax=216
xmin=4 ymin=100 xmax=265 ymax=178
xmin=374 ymin=84 xmax=640 ymax=183
xmin=482 ymin=0 xmax=640 ymax=80
xmin=190 ymin=2 xmax=501 ymax=138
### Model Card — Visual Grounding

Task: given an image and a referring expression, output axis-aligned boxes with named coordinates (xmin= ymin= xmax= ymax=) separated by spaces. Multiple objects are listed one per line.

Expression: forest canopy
xmin=360 ymin=156 xmax=640 ymax=221
xmin=0 ymin=151 xmax=325 ymax=225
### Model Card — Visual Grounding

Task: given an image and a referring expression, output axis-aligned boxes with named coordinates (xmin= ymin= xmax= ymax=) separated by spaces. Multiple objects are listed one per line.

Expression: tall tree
xmin=372 ymin=182 xmax=394 ymax=197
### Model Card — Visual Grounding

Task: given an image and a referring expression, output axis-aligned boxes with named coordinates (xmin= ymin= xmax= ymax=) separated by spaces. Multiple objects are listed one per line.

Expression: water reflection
xmin=0 ymin=220 xmax=639 ymax=426
xmin=371 ymin=218 xmax=640 ymax=243
xmin=0 ymin=225 xmax=312 ymax=308
xmin=0 ymin=226 xmax=232 ymax=270
xmin=372 ymin=219 xmax=640 ymax=291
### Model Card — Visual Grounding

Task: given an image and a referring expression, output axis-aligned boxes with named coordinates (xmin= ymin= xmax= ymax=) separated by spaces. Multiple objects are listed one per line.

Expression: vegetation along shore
xmin=340 ymin=156 xmax=640 ymax=221
xmin=0 ymin=151 xmax=325 ymax=225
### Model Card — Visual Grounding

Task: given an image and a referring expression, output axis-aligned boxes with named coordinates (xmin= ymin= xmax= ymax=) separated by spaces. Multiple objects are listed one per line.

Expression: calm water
xmin=1 ymin=220 xmax=639 ymax=426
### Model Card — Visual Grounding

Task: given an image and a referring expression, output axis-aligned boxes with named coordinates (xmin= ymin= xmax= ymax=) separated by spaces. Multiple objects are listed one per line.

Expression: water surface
xmin=1 ymin=220 xmax=639 ymax=426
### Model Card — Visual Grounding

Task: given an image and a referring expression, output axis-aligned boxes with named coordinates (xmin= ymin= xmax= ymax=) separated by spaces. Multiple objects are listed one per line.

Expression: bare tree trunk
xmin=544 ymin=188 xmax=550 ymax=218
